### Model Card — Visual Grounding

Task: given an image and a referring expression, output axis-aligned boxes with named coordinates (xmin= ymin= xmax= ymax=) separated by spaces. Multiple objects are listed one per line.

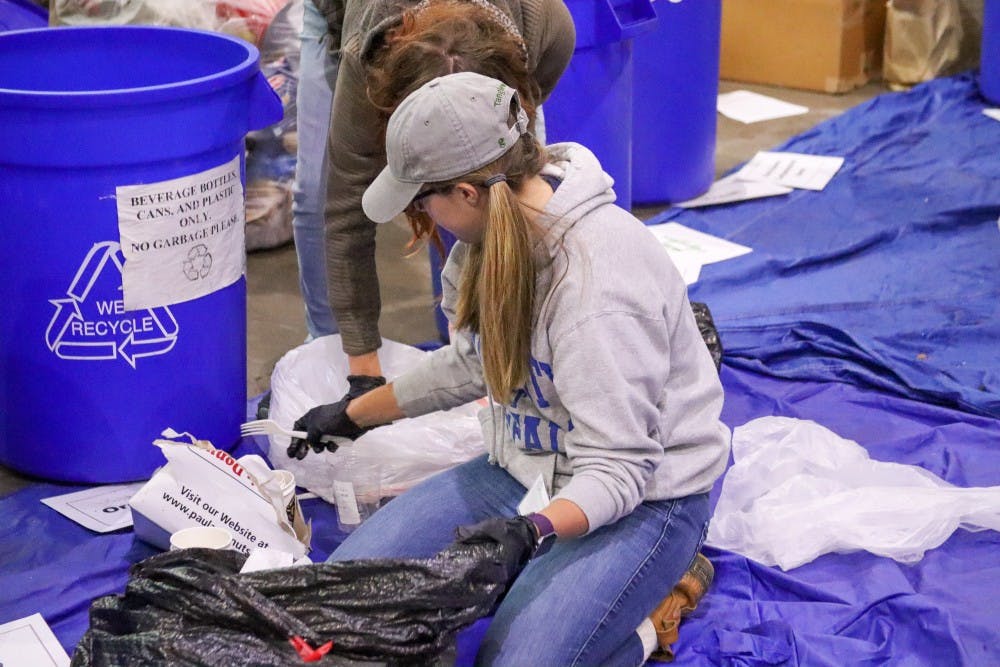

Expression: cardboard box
xmin=720 ymin=0 xmax=887 ymax=93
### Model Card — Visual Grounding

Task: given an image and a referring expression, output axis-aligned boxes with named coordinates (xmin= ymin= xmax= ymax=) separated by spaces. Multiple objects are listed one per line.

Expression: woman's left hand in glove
xmin=454 ymin=516 xmax=543 ymax=583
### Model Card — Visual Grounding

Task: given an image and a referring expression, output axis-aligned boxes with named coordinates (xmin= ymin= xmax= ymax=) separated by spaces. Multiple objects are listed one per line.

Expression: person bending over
xmin=293 ymin=72 xmax=730 ymax=665
xmin=320 ymin=0 xmax=574 ymax=400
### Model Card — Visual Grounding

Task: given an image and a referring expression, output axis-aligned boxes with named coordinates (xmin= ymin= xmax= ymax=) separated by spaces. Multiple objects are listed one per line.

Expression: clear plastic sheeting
xmin=267 ymin=335 xmax=487 ymax=499
xmin=707 ymin=416 xmax=1000 ymax=570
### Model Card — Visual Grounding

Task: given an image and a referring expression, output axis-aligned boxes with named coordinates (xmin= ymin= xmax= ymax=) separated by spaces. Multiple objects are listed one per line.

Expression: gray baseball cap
xmin=362 ymin=71 xmax=530 ymax=224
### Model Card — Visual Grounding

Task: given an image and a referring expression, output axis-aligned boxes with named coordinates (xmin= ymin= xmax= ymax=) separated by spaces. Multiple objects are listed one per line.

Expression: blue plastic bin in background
xmin=0 ymin=0 xmax=46 ymax=32
xmin=982 ymin=0 xmax=1000 ymax=104
xmin=0 ymin=27 xmax=282 ymax=483
xmin=632 ymin=0 xmax=722 ymax=204
xmin=544 ymin=0 xmax=658 ymax=212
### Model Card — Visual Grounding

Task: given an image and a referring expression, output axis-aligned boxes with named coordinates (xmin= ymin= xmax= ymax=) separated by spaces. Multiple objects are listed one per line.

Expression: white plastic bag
xmin=267 ymin=335 xmax=487 ymax=502
xmin=706 ymin=416 xmax=1000 ymax=570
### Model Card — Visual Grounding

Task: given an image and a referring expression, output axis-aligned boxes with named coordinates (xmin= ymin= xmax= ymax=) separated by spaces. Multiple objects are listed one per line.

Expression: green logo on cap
xmin=498 ymin=138 xmax=506 ymax=148
xmin=494 ymin=83 xmax=507 ymax=106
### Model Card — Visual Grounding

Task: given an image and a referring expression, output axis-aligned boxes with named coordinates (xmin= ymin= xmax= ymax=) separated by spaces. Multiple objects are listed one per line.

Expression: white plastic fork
xmin=239 ymin=419 xmax=350 ymax=447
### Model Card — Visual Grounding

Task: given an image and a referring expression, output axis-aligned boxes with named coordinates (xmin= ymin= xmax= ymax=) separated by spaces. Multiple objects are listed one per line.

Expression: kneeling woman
xmin=292 ymin=72 xmax=731 ymax=665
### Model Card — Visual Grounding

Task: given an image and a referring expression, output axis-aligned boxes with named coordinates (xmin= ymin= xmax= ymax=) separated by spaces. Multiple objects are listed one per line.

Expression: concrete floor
xmin=1 ymin=79 xmax=888 ymax=496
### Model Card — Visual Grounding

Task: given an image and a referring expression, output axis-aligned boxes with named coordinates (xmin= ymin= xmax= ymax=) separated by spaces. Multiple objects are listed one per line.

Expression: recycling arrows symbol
xmin=46 ymin=241 xmax=180 ymax=368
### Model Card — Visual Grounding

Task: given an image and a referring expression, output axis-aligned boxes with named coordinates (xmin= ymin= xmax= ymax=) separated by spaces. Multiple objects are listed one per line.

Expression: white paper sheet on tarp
xmin=0 ymin=614 xmax=70 ymax=667
xmin=675 ymin=173 xmax=793 ymax=209
xmin=984 ymin=108 xmax=1000 ymax=122
xmin=735 ymin=151 xmax=845 ymax=191
xmin=646 ymin=222 xmax=752 ymax=277
xmin=116 ymin=156 xmax=246 ymax=310
xmin=707 ymin=416 xmax=1000 ymax=570
xmin=267 ymin=335 xmax=487 ymax=501
xmin=717 ymin=90 xmax=810 ymax=124
xmin=41 ymin=482 xmax=145 ymax=533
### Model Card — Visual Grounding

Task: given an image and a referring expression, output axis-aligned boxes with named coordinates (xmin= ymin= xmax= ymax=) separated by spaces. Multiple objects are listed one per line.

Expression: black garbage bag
xmin=691 ymin=301 xmax=723 ymax=372
xmin=72 ymin=539 xmax=516 ymax=667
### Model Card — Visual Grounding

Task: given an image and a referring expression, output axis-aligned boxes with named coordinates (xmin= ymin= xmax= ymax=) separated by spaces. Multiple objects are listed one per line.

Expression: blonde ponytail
xmin=434 ymin=135 xmax=546 ymax=402
xmin=476 ymin=180 xmax=535 ymax=402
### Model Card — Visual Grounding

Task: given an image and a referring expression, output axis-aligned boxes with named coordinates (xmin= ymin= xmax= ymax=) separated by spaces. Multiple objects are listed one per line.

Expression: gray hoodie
xmin=393 ymin=143 xmax=731 ymax=533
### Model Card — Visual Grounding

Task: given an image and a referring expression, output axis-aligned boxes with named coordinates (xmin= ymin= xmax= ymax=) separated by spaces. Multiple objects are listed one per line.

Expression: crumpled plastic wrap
xmin=72 ymin=539 xmax=516 ymax=666
xmin=707 ymin=416 xmax=1000 ymax=570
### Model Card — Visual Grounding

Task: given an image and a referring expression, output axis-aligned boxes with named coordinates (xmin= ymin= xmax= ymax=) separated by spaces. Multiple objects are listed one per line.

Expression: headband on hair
xmin=410 ymin=0 xmax=530 ymax=65
xmin=483 ymin=174 xmax=508 ymax=187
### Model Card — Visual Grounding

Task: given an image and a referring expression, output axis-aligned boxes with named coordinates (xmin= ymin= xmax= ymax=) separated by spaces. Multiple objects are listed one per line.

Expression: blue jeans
xmin=293 ymin=0 xmax=338 ymax=339
xmin=329 ymin=455 xmax=710 ymax=666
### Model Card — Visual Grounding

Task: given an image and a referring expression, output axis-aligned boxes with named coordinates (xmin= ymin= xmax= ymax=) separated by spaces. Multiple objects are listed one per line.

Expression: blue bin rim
xmin=0 ymin=25 xmax=261 ymax=107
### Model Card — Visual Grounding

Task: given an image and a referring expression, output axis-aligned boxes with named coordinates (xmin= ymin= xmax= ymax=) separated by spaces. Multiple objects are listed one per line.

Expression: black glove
xmin=455 ymin=516 xmax=538 ymax=584
xmin=344 ymin=374 xmax=386 ymax=400
xmin=285 ymin=376 xmax=385 ymax=460
xmin=287 ymin=399 xmax=369 ymax=460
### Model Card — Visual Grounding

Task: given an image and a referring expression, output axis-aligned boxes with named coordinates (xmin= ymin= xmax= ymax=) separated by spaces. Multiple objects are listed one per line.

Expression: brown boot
xmin=648 ymin=552 xmax=715 ymax=662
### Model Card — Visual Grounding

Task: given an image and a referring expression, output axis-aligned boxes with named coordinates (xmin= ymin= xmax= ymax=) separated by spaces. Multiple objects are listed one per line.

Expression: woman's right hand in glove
xmin=287 ymin=399 xmax=370 ymax=460
xmin=286 ymin=375 xmax=387 ymax=460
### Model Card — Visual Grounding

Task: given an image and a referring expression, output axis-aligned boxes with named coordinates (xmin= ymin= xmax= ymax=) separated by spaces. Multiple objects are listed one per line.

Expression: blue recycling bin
xmin=0 ymin=26 xmax=283 ymax=482
xmin=544 ymin=0 xmax=658 ymax=211
xmin=982 ymin=0 xmax=1000 ymax=104
xmin=632 ymin=0 xmax=722 ymax=204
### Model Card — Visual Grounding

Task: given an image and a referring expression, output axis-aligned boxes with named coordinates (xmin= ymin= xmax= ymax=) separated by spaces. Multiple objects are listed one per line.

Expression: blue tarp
xmin=650 ymin=74 xmax=1000 ymax=419
xmin=673 ymin=367 xmax=1000 ymax=667
xmin=2 ymin=369 xmax=998 ymax=664
xmin=2 ymin=73 xmax=998 ymax=664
